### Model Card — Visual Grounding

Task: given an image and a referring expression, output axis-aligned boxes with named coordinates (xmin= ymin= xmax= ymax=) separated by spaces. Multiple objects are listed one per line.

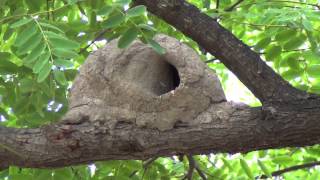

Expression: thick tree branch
xmin=133 ymin=0 xmax=310 ymax=104
xmin=1 ymin=101 xmax=320 ymax=168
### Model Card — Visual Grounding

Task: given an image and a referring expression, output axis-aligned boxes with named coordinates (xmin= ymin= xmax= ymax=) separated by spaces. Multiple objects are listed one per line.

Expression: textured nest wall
xmin=64 ymin=35 xmax=226 ymax=131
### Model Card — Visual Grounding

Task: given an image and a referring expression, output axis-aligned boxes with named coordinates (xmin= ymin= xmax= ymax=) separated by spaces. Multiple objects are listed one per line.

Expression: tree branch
xmin=79 ymin=29 xmax=111 ymax=54
xmin=260 ymin=161 xmax=320 ymax=179
xmin=133 ymin=0 xmax=310 ymax=104
xmin=224 ymin=0 xmax=244 ymax=11
xmin=1 ymin=101 xmax=320 ymax=168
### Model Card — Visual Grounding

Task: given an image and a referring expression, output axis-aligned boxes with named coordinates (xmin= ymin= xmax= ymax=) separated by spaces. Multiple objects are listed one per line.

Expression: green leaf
xmin=222 ymin=158 xmax=233 ymax=171
xmin=52 ymin=48 xmax=78 ymax=58
xmin=257 ymin=160 xmax=271 ymax=178
xmin=307 ymin=65 xmax=320 ymax=78
xmin=203 ymin=0 xmax=210 ymax=9
xmin=255 ymin=37 xmax=271 ymax=51
xmin=37 ymin=62 xmax=52 ymax=82
xmin=49 ymin=37 xmax=80 ymax=50
xmin=265 ymin=45 xmax=281 ymax=61
xmin=17 ymin=33 xmax=42 ymax=55
xmin=283 ymin=34 xmax=307 ymax=51
xmin=102 ymin=13 xmax=125 ymax=29
xmin=32 ymin=52 xmax=50 ymax=73
xmin=39 ymin=22 xmax=64 ymax=33
xmin=20 ymin=78 xmax=35 ymax=93
xmin=286 ymin=57 xmax=301 ymax=70
xmin=281 ymin=69 xmax=301 ymax=80
xmin=54 ymin=70 xmax=68 ymax=86
xmin=97 ymin=6 xmax=113 ymax=16
xmin=126 ymin=5 xmax=146 ymax=17
xmin=303 ymin=50 xmax=320 ymax=65
xmin=44 ymin=31 xmax=64 ymax=39
xmin=118 ymin=27 xmax=138 ymax=49
xmin=240 ymin=159 xmax=254 ymax=180
xmin=54 ymin=59 xmax=73 ymax=68
xmin=272 ymin=156 xmax=293 ymax=165
xmin=10 ymin=18 xmax=33 ymax=28
xmin=302 ymin=19 xmax=313 ymax=31
xmin=0 ymin=52 xmax=19 ymax=74
xmin=275 ymin=29 xmax=297 ymax=42
xmin=113 ymin=0 xmax=131 ymax=6
xmin=138 ymin=24 xmax=156 ymax=31
xmin=23 ymin=43 xmax=46 ymax=64
xmin=147 ymin=39 xmax=166 ymax=54
xmin=14 ymin=24 xmax=38 ymax=47
xmin=64 ymin=69 xmax=78 ymax=81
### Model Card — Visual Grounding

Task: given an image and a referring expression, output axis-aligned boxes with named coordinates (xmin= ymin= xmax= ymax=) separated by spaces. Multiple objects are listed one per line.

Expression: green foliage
xmin=0 ymin=0 xmax=320 ymax=179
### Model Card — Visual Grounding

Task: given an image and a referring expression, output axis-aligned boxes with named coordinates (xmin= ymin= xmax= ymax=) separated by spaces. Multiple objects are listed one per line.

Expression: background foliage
xmin=0 ymin=0 xmax=319 ymax=179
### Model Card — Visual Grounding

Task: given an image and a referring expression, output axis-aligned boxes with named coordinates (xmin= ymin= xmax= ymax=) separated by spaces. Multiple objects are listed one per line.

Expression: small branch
xmin=225 ymin=0 xmax=244 ymax=11
xmin=216 ymin=0 xmax=220 ymax=9
xmin=260 ymin=161 xmax=320 ymax=179
xmin=143 ymin=157 xmax=158 ymax=168
xmin=194 ymin=162 xmax=207 ymax=180
xmin=183 ymin=155 xmax=208 ymax=180
xmin=183 ymin=155 xmax=195 ymax=180
xmin=205 ymin=58 xmax=217 ymax=63
xmin=79 ymin=29 xmax=111 ymax=54
xmin=237 ymin=1 xmax=320 ymax=10
xmin=129 ymin=157 xmax=158 ymax=178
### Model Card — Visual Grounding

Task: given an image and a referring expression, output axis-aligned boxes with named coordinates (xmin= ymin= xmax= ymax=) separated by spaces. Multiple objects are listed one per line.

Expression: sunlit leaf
xmin=240 ymin=159 xmax=254 ymax=180
xmin=281 ymin=70 xmax=301 ymax=80
xmin=283 ymin=34 xmax=307 ymax=51
xmin=275 ymin=29 xmax=297 ymax=42
xmin=302 ymin=19 xmax=313 ymax=31
xmin=307 ymin=65 xmax=320 ymax=78
xmin=258 ymin=160 xmax=271 ymax=178
xmin=255 ymin=37 xmax=271 ymax=51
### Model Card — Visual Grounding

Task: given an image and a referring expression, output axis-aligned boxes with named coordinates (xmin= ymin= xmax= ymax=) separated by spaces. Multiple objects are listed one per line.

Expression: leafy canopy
xmin=0 ymin=0 xmax=319 ymax=179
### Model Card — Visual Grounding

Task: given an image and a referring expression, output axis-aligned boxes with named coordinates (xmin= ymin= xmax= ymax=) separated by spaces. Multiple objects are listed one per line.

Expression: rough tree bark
xmin=0 ymin=0 xmax=320 ymax=169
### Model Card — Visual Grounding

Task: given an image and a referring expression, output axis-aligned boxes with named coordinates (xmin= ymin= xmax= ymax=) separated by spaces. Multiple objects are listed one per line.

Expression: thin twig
xmin=79 ymin=29 xmax=112 ymax=54
xmin=129 ymin=157 xmax=158 ymax=178
xmin=183 ymin=155 xmax=195 ymax=180
xmin=194 ymin=164 xmax=207 ymax=180
xmin=205 ymin=58 xmax=217 ymax=63
xmin=216 ymin=0 xmax=220 ymax=9
xmin=225 ymin=0 xmax=244 ymax=11
xmin=260 ymin=161 xmax=320 ymax=179
xmin=143 ymin=157 xmax=158 ymax=168
xmin=237 ymin=1 xmax=320 ymax=10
